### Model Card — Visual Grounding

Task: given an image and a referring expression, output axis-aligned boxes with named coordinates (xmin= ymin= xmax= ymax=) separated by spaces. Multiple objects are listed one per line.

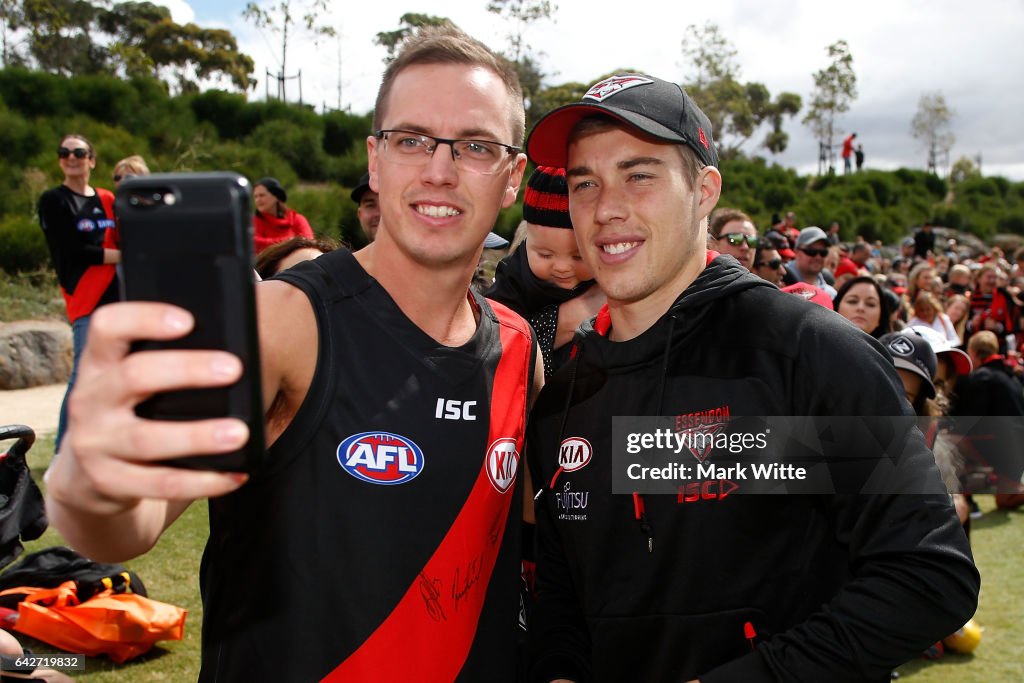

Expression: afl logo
xmin=76 ymin=218 xmax=97 ymax=232
xmin=486 ymin=438 xmax=519 ymax=494
xmin=337 ymin=432 xmax=424 ymax=485
xmin=557 ymin=437 xmax=592 ymax=472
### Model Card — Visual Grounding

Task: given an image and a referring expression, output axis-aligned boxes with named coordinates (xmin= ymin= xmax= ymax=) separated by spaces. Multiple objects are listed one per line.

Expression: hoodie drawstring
xmin=630 ymin=314 xmax=677 ymax=554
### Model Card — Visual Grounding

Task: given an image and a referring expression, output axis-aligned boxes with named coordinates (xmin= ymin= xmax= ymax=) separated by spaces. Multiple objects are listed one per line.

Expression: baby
xmin=486 ymin=166 xmax=603 ymax=378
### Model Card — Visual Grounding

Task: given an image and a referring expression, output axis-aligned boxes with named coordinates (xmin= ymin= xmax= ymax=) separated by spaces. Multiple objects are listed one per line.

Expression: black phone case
xmin=116 ymin=172 xmax=266 ymax=472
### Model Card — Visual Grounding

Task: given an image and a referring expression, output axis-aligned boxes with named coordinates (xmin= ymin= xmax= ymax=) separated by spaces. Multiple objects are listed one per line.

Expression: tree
xmin=20 ymin=0 xmax=104 ymax=75
xmin=101 ymin=2 xmax=255 ymax=92
xmin=486 ymin=0 xmax=555 ymax=119
xmin=374 ymin=13 xmax=453 ymax=64
xmin=802 ymin=40 xmax=857 ymax=175
xmin=527 ymin=78 xmax=588 ymax=133
xmin=680 ymin=22 xmax=802 ymax=158
xmin=243 ymin=0 xmax=335 ymax=100
xmin=1 ymin=0 xmax=28 ymax=67
xmin=486 ymin=0 xmax=554 ymax=64
xmin=4 ymin=0 xmax=254 ymax=90
xmin=911 ymin=91 xmax=955 ymax=176
xmin=950 ymin=155 xmax=980 ymax=184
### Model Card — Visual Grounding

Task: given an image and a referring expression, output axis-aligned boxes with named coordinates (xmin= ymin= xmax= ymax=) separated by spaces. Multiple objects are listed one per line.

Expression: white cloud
xmin=184 ymin=0 xmax=1024 ymax=179
xmin=158 ymin=0 xmax=195 ymax=24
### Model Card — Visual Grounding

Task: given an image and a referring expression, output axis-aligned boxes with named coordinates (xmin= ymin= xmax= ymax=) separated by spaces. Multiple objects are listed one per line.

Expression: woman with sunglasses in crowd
xmin=37 ymin=134 xmax=120 ymax=449
xmin=708 ymin=207 xmax=758 ymax=271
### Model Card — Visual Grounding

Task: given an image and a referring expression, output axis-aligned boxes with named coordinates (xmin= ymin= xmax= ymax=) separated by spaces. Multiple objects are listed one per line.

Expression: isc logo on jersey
xmin=337 ymin=432 xmax=424 ymax=485
xmin=557 ymin=437 xmax=592 ymax=472
xmin=486 ymin=438 xmax=519 ymax=494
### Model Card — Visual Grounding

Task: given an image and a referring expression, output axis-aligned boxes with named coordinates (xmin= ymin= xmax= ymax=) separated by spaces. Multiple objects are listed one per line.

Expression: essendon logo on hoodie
xmin=674 ymin=405 xmax=730 ymax=463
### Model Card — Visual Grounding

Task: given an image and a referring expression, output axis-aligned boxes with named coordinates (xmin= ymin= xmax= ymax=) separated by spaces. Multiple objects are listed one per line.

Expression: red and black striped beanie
xmin=523 ymin=166 xmax=572 ymax=229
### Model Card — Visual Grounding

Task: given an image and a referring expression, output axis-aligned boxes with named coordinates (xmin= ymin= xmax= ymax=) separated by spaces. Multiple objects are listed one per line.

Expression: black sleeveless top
xmin=198 ymin=250 xmax=535 ymax=681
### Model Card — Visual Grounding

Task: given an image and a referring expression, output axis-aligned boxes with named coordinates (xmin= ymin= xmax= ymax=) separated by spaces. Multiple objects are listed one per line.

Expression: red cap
xmin=834 ymin=257 xmax=859 ymax=279
xmin=782 ymin=283 xmax=833 ymax=308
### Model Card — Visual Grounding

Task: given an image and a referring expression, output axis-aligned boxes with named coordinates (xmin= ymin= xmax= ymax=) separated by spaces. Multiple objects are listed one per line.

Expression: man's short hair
xmin=968 ymin=331 xmax=999 ymax=359
xmin=709 ymin=208 xmax=753 ymax=240
xmin=567 ymin=114 xmax=702 ymax=190
xmin=373 ymin=25 xmax=526 ymax=145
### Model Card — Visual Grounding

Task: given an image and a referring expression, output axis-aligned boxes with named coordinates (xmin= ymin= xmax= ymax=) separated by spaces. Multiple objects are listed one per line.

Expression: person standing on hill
xmin=842 ymin=132 xmax=857 ymax=174
xmin=37 ymin=134 xmax=119 ymax=450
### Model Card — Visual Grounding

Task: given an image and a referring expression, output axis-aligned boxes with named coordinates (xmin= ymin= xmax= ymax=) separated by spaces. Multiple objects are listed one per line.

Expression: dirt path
xmin=0 ymin=383 xmax=64 ymax=438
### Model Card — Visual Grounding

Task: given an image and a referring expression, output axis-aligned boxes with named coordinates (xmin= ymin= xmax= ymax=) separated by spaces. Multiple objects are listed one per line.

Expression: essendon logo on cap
xmin=583 ymin=75 xmax=653 ymax=102
xmin=698 ymin=127 xmax=710 ymax=150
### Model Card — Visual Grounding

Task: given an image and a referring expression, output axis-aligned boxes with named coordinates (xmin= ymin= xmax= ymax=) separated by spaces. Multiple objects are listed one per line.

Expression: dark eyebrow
xmin=567 ymin=157 xmax=665 ymax=177
xmin=619 ymin=157 xmax=664 ymax=170
xmin=389 ymin=123 xmax=505 ymax=142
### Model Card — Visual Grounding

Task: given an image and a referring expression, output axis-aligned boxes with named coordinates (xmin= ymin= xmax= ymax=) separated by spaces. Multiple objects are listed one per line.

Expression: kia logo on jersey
xmin=557 ymin=437 xmax=592 ymax=472
xmin=486 ymin=438 xmax=519 ymax=494
xmin=337 ymin=432 xmax=425 ymax=485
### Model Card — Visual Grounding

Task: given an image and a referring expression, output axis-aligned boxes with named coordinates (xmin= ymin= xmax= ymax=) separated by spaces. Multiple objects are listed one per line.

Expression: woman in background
xmin=37 ymin=134 xmax=119 ymax=449
xmin=252 ymin=177 xmax=313 ymax=254
xmin=834 ymin=275 xmax=892 ymax=338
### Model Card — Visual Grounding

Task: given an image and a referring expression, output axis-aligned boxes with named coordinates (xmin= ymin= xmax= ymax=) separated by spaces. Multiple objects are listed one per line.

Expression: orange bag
xmin=0 ymin=581 xmax=186 ymax=663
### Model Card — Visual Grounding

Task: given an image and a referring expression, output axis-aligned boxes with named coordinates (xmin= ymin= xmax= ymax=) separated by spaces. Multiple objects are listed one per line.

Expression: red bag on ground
xmin=0 ymin=581 xmax=186 ymax=663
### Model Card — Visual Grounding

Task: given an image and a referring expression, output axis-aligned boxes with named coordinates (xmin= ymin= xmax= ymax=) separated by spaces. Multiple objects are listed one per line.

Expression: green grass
xmin=0 ymin=269 xmax=65 ymax=322
xmin=894 ymin=496 xmax=1024 ymax=682
xmin=4 ymin=432 xmax=1022 ymax=681
xmin=18 ymin=434 xmax=205 ymax=681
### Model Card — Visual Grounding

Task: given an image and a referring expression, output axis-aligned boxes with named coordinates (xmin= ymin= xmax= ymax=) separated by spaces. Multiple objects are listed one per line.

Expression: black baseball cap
xmin=880 ymin=330 xmax=937 ymax=400
xmin=350 ymin=173 xmax=372 ymax=203
xmin=527 ymin=74 xmax=719 ymax=168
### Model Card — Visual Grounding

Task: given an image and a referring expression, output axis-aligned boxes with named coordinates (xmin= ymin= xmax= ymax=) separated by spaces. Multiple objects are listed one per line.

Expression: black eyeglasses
xmin=112 ymin=174 xmax=134 ymax=183
xmin=800 ymin=248 xmax=829 ymax=257
xmin=720 ymin=233 xmax=759 ymax=248
xmin=375 ymin=129 xmax=520 ymax=175
xmin=755 ymin=258 xmax=783 ymax=269
xmin=58 ymin=147 xmax=90 ymax=160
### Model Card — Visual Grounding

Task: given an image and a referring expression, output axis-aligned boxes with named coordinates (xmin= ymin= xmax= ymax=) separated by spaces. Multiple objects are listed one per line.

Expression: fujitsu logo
xmin=555 ymin=481 xmax=589 ymax=521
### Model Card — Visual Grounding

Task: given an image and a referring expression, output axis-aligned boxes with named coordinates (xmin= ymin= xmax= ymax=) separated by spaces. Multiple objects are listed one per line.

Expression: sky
xmin=159 ymin=0 xmax=1024 ymax=181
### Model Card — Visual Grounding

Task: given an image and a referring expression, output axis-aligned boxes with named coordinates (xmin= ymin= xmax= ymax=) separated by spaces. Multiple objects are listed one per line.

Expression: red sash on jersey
xmin=324 ymin=304 xmax=532 ymax=682
xmin=62 ymin=188 xmax=117 ymax=323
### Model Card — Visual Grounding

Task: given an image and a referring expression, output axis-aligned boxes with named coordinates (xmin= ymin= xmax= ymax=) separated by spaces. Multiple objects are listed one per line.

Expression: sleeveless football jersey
xmin=198 ymin=249 xmax=535 ymax=682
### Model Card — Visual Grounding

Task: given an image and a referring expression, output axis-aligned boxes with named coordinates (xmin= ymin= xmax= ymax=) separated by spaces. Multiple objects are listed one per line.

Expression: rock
xmin=0 ymin=321 xmax=73 ymax=390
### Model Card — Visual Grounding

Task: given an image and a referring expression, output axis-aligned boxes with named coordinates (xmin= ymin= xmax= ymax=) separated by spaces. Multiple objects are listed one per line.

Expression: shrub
xmin=0 ymin=110 xmax=51 ymax=166
xmin=246 ymin=119 xmax=327 ymax=180
xmin=0 ymin=69 xmax=71 ymax=119
xmin=0 ymin=214 xmax=50 ymax=274
xmin=323 ymin=110 xmax=372 ymax=156
xmin=997 ymin=211 xmax=1024 ymax=235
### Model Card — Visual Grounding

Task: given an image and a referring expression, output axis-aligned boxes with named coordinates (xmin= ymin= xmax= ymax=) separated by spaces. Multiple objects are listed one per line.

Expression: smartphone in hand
xmin=116 ymin=172 xmax=265 ymax=472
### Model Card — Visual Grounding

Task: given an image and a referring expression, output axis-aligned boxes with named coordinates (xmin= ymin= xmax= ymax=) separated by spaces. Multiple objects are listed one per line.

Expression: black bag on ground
xmin=0 ymin=546 xmax=147 ymax=609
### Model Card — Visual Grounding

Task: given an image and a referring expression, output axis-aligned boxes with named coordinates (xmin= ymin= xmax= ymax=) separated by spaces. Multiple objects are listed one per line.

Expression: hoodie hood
xmin=575 ymin=254 xmax=772 ymax=369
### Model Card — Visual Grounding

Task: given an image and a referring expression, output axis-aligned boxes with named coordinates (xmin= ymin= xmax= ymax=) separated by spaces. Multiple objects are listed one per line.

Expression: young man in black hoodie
xmin=523 ymin=74 xmax=979 ymax=683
